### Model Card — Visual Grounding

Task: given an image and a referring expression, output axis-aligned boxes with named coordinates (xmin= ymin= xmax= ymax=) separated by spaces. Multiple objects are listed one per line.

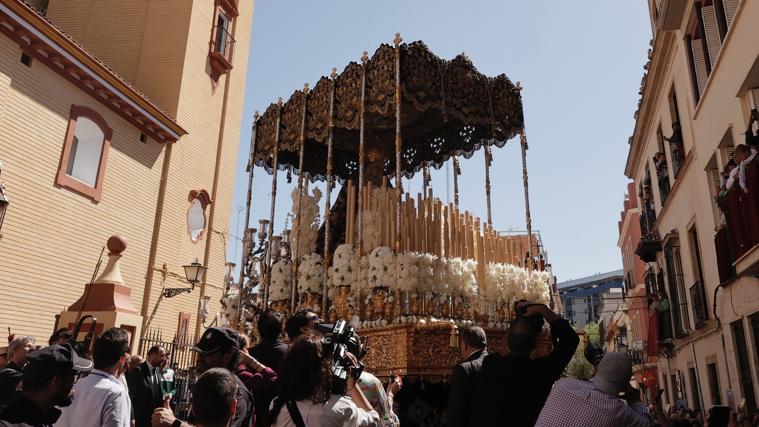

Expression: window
xmin=208 ymin=1 xmax=238 ymax=81
xmin=687 ymin=225 xmax=709 ymax=327
xmin=685 ymin=1 xmax=739 ymax=104
xmin=56 ymin=106 xmax=112 ymax=202
xmin=688 ymin=366 xmax=702 ymax=411
xmin=671 ymin=372 xmax=680 ymax=405
xmin=663 ymin=373 xmax=671 ymax=405
xmin=732 ymin=319 xmax=758 ymax=416
xmin=655 ymin=124 xmax=671 ymax=203
xmin=668 ymin=88 xmax=686 ymax=177
xmin=664 ymin=237 xmax=690 ymax=337
xmin=707 ymin=360 xmax=722 ymax=405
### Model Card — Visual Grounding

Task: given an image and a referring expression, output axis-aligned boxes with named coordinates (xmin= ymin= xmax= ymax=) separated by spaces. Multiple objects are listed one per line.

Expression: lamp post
xmin=161 ymin=259 xmax=207 ymax=298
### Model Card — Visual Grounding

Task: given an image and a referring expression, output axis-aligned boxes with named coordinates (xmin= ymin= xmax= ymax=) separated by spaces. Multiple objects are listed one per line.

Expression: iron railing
xmin=689 ymin=281 xmax=709 ymax=328
xmin=138 ymin=328 xmax=198 ymax=420
xmin=213 ymin=25 xmax=235 ymax=61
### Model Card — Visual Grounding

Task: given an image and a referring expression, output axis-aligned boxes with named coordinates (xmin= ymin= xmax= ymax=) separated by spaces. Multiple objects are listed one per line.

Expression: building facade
xmin=607 ymin=182 xmax=659 ymax=400
xmin=557 ymin=270 xmax=624 ymax=329
xmin=626 ymin=0 xmax=759 ymax=414
xmin=0 ymin=0 xmax=253 ymax=346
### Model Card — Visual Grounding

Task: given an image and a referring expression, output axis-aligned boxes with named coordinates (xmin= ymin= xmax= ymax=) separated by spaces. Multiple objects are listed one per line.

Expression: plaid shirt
xmin=535 ymin=378 xmax=654 ymax=427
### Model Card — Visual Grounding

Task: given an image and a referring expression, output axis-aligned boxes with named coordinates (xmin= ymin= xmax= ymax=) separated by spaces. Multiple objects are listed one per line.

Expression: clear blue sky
xmin=226 ymin=0 xmax=652 ymax=282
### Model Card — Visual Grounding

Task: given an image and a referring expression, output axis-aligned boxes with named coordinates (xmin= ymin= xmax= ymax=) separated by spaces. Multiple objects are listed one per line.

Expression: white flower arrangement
xmin=269 ymin=259 xmax=293 ymax=302
xmin=220 ymin=288 xmax=239 ymax=324
xmin=298 ymin=253 xmax=324 ymax=294
xmin=367 ymin=246 xmax=396 ymax=289
xmin=290 ymin=186 xmax=322 ymax=258
xmin=525 ymin=270 xmax=551 ymax=304
xmin=396 ymin=252 xmax=419 ymax=293
xmin=445 ymin=257 xmax=477 ymax=298
xmin=329 ymin=244 xmax=358 ymax=288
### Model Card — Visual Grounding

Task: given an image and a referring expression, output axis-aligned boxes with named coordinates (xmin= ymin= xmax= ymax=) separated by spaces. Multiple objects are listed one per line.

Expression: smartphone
xmin=707 ymin=405 xmax=731 ymax=427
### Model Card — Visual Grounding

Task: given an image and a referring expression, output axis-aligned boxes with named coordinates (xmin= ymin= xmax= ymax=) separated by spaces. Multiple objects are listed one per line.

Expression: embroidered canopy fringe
xmin=252 ymin=41 xmax=524 ymax=182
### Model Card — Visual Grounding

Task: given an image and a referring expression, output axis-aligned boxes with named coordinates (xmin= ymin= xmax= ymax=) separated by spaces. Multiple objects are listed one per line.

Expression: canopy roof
xmin=253 ymin=40 xmax=524 ymax=182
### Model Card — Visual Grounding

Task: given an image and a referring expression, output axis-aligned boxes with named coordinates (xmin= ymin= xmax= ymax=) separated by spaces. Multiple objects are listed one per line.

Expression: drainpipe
xmin=141 ymin=142 xmax=174 ymax=336
xmin=195 ymin=16 xmax=239 ymax=341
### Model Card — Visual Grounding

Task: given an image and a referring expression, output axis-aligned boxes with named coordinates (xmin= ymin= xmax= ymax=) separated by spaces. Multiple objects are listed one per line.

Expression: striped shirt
xmin=535 ymin=378 xmax=654 ymax=427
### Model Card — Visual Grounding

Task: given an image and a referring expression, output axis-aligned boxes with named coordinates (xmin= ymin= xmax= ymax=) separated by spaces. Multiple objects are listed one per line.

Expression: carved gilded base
xmin=329 ymin=286 xmax=353 ymax=322
xmin=299 ymin=292 xmax=322 ymax=313
xmin=360 ymin=323 xmax=554 ymax=382
xmin=269 ymin=299 xmax=290 ymax=315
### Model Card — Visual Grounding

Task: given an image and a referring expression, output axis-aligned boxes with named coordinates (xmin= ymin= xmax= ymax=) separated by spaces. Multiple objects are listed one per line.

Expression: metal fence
xmin=138 ymin=328 xmax=197 ymax=420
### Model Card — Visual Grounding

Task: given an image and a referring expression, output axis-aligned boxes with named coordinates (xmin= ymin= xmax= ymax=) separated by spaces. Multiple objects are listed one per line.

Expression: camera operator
xmin=267 ymin=332 xmax=380 ymax=427
xmin=152 ymin=327 xmax=254 ymax=427
xmin=472 ymin=301 xmax=579 ymax=427
xmin=346 ymin=333 xmax=400 ymax=427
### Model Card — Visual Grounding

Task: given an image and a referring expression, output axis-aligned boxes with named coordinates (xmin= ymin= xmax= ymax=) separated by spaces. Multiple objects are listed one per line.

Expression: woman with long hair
xmin=267 ymin=333 xmax=379 ymax=427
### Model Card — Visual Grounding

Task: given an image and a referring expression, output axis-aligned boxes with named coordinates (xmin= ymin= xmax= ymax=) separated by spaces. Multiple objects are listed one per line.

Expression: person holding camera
xmin=266 ymin=332 xmax=380 ymax=427
xmin=346 ymin=334 xmax=400 ymax=427
xmin=151 ymin=327 xmax=254 ymax=427
xmin=472 ymin=301 xmax=579 ymax=427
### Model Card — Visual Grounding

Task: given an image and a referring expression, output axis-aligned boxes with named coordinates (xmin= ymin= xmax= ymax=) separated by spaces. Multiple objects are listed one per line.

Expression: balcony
xmin=654 ymin=152 xmax=671 ymax=203
xmin=717 ymin=160 xmax=759 ymax=276
xmin=658 ymin=0 xmax=689 ymax=31
xmin=689 ymin=281 xmax=709 ymax=329
xmin=209 ymin=25 xmax=235 ymax=80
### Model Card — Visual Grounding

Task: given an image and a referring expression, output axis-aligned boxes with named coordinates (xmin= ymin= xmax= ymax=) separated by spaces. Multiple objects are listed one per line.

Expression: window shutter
xmin=751 ymin=88 xmax=759 ymax=110
xmin=691 ymin=39 xmax=709 ymax=96
xmin=701 ymin=5 xmax=721 ymax=66
xmin=726 ymin=147 xmax=736 ymax=161
xmin=710 ymin=169 xmax=721 ymax=193
xmin=723 ymin=0 xmax=739 ymax=28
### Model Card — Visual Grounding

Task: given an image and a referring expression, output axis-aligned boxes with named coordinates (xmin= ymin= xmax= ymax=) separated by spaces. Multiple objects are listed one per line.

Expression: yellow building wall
xmin=144 ymin=0 xmax=254 ymax=339
xmin=1 ymin=0 xmax=254 ymax=343
xmin=0 ymin=35 xmax=165 ymax=339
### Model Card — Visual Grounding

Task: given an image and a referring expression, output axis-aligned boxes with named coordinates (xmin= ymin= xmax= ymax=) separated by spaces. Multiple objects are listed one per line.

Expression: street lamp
xmin=0 ymin=162 xmax=9 ymax=238
xmin=183 ymin=259 xmax=207 ymax=290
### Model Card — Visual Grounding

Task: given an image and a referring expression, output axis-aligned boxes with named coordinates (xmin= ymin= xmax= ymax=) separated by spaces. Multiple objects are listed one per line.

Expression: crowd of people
xmin=0 ymin=301 xmax=756 ymax=426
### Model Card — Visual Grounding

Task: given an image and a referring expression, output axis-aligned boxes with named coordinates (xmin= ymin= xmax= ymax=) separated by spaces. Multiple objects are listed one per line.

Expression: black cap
xmin=24 ymin=344 xmax=93 ymax=383
xmin=192 ymin=327 xmax=239 ymax=355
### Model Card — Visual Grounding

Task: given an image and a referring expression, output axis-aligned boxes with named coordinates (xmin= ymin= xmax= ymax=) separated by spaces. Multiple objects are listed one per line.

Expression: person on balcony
xmin=734 ymin=144 xmax=758 ymax=192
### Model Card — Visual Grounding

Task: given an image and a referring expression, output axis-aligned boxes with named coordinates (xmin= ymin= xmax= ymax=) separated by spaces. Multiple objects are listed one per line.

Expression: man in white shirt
xmin=56 ymin=327 xmax=132 ymax=427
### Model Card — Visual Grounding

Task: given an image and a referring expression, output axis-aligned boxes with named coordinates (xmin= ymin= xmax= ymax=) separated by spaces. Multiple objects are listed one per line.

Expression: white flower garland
xmin=367 ymin=246 xmax=396 ymax=289
xmin=269 ymin=259 xmax=293 ymax=302
xmin=298 ymin=253 xmax=324 ymax=294
xmin=329 ymin=244 xmax=358 ymax=288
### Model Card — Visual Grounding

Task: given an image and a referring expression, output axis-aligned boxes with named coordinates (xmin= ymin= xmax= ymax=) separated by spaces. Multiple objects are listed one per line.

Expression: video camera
xmin=316 ymin=320 xmax=365 ymax=395
xmin=514 ymin=300 xmax=546 ymax=332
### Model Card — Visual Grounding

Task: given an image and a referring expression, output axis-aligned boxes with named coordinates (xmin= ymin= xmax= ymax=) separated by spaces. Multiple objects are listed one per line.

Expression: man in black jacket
xmin=472 ymin=302 xmax=579 ymax=427
xmin=151 ymin=328 xmax=254 ymax=427
xmin=0 ymin=344 xmax=92 ymax=427
xmin=447 ymin=326 xmax=487 ymax=427
xmin=250 ymin=311 xmax=287 ymax=422
xmin=126 ymin=345 xmax=167 ymax=427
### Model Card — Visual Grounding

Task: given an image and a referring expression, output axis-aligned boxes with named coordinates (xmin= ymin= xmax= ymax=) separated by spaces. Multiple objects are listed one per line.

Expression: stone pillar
xmin=58 ymin=235 xmax=143 ymax=353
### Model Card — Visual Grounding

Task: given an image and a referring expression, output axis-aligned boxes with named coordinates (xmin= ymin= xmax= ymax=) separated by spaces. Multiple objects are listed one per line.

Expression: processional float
xmin=239 ymin=35 xmax=552 ymax=380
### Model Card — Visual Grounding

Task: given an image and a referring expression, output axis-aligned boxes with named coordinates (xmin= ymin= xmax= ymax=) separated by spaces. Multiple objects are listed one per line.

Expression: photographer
xmin=152 ymin=327 xmax=254 ymax=427
xmin=267 ymin=332 xmax=380 ymax=427
xmin=472 ymin=301 xmax=579 ymax=427
xmin=347 ymin=333 xmax=400 ymax=427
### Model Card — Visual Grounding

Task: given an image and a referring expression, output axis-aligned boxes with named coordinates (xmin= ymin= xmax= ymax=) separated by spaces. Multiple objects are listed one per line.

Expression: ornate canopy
xmin=253 ymin=40 xmax=524 ymax=182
